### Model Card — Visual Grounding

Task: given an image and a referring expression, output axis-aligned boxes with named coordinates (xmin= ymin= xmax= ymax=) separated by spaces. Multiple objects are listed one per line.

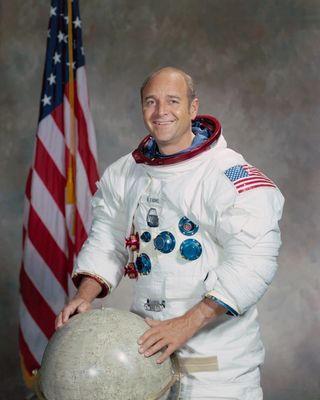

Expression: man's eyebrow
xmin=143 ymin=94 xmax=182 ymax=101
xmin=143 ymin=95 xmax=156 ymax=101
xmin=167 ymin=95 xmax=181 ymax=100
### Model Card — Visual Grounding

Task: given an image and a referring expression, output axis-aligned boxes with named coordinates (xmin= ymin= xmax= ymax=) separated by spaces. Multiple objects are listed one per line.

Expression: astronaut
xmin=56 ymin=67 xmax=284 ymax=400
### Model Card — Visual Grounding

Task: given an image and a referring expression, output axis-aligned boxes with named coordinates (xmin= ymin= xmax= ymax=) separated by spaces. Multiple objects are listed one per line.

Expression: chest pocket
xmin=134 ymin=193 xmax=162 ymax=230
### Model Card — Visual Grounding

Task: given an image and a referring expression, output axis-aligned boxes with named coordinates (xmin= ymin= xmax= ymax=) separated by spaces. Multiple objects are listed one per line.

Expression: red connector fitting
xmin=125 ymin=232 xmax=140 ymax=251
xmin=124 ymin=262 xmax=138 ymax=279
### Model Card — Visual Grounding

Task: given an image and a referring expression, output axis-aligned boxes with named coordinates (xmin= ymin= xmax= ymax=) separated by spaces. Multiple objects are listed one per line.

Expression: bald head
xmin=140 ymin=67 xmax=196 ymax=105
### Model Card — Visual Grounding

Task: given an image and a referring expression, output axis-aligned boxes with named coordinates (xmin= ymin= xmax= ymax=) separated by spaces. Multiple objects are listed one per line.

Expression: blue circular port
xmin=140 ymin=231 xmax=151 ymax=242
xmin=154 ymin=231 xmax=176 ymax=254
xmin=178 ymin=217 xmax=199 ymax=236
xmin=180 ymin=239 xmax=202 ymax=261
xmin=135 ymin=253 xmax=152 ymax=275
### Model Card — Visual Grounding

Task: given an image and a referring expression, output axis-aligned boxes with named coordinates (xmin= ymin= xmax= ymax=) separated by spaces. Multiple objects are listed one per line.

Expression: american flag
xmin=224 ymin=164 xmax=276 ymax=194
xmin=19 ymin=0 xmax=99 ymax=388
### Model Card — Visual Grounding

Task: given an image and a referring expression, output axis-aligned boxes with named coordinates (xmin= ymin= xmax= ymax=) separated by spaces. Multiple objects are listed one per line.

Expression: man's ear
xmin=190 ymin=98 xmax=199 ymax=119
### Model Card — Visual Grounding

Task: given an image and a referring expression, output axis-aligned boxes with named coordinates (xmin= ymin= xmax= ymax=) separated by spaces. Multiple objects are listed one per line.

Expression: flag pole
xmin=66 ymin=0 xmax=76 ymax=243
xmin=66 ymin=0 xmax=76 ymax=208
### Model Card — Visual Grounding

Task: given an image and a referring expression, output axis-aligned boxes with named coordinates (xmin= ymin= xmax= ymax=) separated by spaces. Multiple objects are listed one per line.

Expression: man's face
xmin=141 ymin=71 xmax=198 ymax=154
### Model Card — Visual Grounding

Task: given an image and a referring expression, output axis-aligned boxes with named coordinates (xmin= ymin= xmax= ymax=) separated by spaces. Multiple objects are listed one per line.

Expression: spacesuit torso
xmin=74 ymin=116 xmax=284 ymax=399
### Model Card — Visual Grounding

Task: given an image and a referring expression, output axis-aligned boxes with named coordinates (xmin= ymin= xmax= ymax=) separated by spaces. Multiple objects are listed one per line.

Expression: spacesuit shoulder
xmin=205 ymin=147 xmax=284 ymax=218
xmin=213 ymin=147 xmax=246 ymax=175
xmin=212 ymin=148 xmax=281 ymax=197
xmin=206 ymin=149 xmax=285 ymax=250
xmin=97 ymin=152 xmax=138 ymax=202
xmin=205 ymin=148 xmax=246 ymax=198
xmin=101 ymin=152 xmax=135 ymax=180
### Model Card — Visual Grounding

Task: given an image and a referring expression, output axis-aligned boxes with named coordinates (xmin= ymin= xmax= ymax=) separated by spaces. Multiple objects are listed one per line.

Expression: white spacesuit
xmin=73 ymin=116 xmax=284 ymax=400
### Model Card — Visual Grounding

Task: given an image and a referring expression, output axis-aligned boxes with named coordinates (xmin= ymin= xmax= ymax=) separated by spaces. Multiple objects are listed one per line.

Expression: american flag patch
xmin=224 ymin=164 xmax=276 ymax=194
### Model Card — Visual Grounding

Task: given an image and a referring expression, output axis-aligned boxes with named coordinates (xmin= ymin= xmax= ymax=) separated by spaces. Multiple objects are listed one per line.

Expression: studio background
xmin=1 ymin=0 xmax=319 ymax=399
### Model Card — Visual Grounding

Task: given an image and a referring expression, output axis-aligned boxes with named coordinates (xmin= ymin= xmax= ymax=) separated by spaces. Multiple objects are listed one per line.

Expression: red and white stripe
xmin=235 ymin=164 xmax=276 ymax=193
xmin=19 ymin=65 xmax=99 ymax=378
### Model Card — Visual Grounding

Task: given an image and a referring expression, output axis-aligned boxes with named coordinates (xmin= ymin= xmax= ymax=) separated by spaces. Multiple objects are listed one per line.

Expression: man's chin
xmin=152 ymin=133 xmax=175 ymax=145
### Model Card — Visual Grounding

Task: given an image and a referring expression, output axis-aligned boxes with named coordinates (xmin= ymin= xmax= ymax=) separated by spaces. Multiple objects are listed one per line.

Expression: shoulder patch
xmin=224 ymin=164 xmax=276 ymax=193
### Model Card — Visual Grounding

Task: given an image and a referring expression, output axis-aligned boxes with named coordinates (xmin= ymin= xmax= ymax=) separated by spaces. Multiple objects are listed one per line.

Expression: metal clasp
xmin=144 ymin=299 xmax=165 ymax=312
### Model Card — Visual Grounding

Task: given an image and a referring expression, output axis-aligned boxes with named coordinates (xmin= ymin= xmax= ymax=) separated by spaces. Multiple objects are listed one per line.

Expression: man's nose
xmin=156 ymin=101 xmax=168 ymax=116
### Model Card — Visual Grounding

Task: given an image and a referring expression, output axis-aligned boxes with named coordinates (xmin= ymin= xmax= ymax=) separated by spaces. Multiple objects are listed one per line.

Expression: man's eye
xmin=145 ymin=100 xmax=155 ymax=106
xmin=169 ymin=100 xmax=178 ymax=104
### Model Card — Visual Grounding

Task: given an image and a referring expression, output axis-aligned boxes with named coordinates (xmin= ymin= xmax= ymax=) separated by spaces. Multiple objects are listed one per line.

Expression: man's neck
xmin=157 ymin=131 xmax=195 ymax=155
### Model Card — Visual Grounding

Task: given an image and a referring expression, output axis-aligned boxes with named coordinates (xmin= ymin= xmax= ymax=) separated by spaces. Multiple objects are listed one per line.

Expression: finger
xmin=55 ymin=313 xmax=63 ymax=330
xmin=61 ymin=308 xmax=72 ymax=324
xmin=138 ymin=326 xmax=159 ymax=345
xmin=138 ymin=333 xmax=163 ymax=354
xmin=145 ymin=318 xmax=161 ymax=327
xmin=143 ymin=339 xmax=167 ymax=357
xmin=61 ymin=302 xmax=78 ymax=324
xmin=156 ymin=344 xmax=175 ymax=364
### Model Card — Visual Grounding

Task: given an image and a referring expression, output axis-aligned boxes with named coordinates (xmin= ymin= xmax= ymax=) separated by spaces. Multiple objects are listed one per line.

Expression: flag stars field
xmin=47 ymin=73 xmax=56 ymax=85
xmin=73 ymin=16 xmax=81 ymax=28
xmin=66 ymin=61 xmax=76 ymax=69
xmin=53 ymin=52 xmax=61 ymax=64
xmin=57 ymin=30 xmax=68 ymax=43
xmin=50 ymin=6 xmax=57 ymax=16
xmin=41 ymin=94 xmax=52 ymax=106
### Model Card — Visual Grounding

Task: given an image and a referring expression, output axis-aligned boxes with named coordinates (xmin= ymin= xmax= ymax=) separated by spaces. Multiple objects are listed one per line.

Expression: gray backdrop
xmin=1 ymin=0 xmax=319 ymax=399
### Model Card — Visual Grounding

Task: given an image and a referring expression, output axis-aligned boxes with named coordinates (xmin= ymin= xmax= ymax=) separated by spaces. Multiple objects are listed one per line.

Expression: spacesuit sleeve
xmin=72 ymin=168 xmax=128 ymax=296
xmin=205 ymin=174 xmax=284 ymax=316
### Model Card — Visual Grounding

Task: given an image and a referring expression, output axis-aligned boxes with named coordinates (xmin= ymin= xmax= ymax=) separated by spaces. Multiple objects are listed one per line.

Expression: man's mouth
xmin=153 ymin=120 xmax=175 ymax=125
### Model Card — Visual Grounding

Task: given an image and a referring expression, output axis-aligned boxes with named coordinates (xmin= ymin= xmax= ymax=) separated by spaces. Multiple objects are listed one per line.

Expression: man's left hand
xmin=137 ymin=298 xmax=226 ymax=363
xmin=138 ymin=315 xmax=196 ymax=363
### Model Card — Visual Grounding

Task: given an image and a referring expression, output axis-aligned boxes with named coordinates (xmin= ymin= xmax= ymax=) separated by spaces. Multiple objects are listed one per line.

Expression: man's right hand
xmin=55 ymin=297 xmax=92 ymax=330
xmin=55 ymin=276 xmax=103 ymax=330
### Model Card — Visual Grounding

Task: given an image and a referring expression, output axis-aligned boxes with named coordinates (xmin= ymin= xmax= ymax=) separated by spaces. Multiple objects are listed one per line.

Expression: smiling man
xmin=141 ymin=68 xmax=198 ymax=155
xmin=56 ymin=67 xmax=284 ymax=399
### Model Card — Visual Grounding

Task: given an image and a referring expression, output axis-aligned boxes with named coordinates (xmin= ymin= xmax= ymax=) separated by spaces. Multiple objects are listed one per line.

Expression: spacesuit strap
xmin=177 ymin=355 xmax=219 ymax=374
